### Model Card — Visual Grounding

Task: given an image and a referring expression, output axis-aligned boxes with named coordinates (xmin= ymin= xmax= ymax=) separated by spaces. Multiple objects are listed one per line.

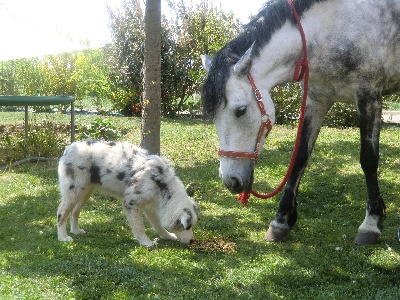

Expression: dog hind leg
xmin=70 ymin=187 xmax=94 ymax=235
xmin=57 ymin=196 xmax=76 ymax=242
xmin=57 ymin=186 xmax=92 ymax=242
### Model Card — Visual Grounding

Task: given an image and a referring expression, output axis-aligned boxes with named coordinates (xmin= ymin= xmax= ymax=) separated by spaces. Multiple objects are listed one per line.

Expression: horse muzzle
xmin=219 ymin=163 xmax=254 ymax=194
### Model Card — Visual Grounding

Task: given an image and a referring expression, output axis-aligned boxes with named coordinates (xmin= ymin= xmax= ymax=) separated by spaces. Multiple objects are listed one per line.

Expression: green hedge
xmin=272 ymin=83 xmax=358 ymax=128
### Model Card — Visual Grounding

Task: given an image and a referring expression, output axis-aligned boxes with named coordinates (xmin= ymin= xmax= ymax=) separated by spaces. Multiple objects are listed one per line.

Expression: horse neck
xmin=250 ymin=21 xmax=304 ymax=90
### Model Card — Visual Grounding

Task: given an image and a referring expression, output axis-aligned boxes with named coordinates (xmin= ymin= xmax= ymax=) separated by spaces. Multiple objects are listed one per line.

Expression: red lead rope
xmin=237 ymin=0 xmax=310 ymax=206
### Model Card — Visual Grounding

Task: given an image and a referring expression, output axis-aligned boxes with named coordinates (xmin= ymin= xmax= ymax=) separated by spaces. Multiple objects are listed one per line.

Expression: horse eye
xmin=235 ymin=106 xmax=247 ymax=118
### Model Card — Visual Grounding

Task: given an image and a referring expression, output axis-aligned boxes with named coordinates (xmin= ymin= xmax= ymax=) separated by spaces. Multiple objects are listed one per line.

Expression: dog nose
xmin=189 ymin=239 xmax=194 ymax=244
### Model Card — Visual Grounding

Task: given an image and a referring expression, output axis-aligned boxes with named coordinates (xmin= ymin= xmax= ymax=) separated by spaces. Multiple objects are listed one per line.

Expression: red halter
xmin=218 ymin=0 xmax=310 ymax=205
xmin=217 ymin=73 xmax=273 ymax=161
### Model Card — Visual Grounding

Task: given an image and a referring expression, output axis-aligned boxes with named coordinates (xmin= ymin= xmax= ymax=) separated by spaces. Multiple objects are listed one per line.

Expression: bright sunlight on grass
xmin=0 ymin=113 xmax=399 ymax=299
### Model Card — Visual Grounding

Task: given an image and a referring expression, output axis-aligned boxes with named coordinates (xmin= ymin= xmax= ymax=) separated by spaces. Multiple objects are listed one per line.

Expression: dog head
xmin=165 ymin=198 xmax=199 ymax=245
xmin=145 ymin=155 xmax=200 ymax=244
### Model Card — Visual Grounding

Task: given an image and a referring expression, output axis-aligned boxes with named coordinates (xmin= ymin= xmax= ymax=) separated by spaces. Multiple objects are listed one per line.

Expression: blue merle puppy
xmin=57 ymin=140 xmax=199 ymax=247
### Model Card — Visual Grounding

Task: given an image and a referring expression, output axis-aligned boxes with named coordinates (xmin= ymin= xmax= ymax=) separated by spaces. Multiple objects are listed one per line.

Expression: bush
xmin=272 ymin=83 xmax=358 ymax=128
xmin=109 ymin=89 xmax=142 ymax=116
xmin=325 ymin=102 xmax=358 ymax=128
xmin=383 ymin=93 xmax=400 ymax=110
xmin=106 ymin=0 xmax=240 ymax=117
xmin=271 ymin=83 xmax=302 ymax=125
xmin=0 ymin=118 xmax=68 ymax=165
xmin=77 ymin=117 xmax=122 ymax=141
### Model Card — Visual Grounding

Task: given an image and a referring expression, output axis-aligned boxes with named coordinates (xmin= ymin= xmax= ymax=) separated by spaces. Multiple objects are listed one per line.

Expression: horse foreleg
xmin=354 ymin=91 xmax=386 ymax=245
xmin=265 ymin=99 xmax=331 ymax=242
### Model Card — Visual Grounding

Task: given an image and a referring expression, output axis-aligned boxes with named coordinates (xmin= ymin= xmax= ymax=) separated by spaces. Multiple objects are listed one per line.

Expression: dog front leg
xmin=123 ymin=205 xmax=157 ymax=247
xmin=145 ymin=210 xmax=178 ymax=241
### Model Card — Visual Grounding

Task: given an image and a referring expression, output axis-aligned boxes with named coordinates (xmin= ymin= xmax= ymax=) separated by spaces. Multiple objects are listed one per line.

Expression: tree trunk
xmin=140 ymin=0 xmax=161 ymax=155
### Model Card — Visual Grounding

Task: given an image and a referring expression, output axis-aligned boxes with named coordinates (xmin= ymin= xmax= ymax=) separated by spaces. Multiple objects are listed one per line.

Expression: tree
xmin=140 ymin=0 xmax=161 ymax=154
xmin=39 ymin=53 xmax=78 ymax=96
xmin=106 ymin=0 xmax=145 ymax=115
xmin=106 ymin=0 xmax=240 ymax=117
xmin=160 ymin=0 xmax=241 ymax=116
xmin=73 ymin=49 xmax=111 ymax=109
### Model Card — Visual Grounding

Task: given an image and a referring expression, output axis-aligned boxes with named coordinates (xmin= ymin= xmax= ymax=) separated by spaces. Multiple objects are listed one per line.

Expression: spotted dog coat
xmin=57 ymin=140 xmax=199 ymax=247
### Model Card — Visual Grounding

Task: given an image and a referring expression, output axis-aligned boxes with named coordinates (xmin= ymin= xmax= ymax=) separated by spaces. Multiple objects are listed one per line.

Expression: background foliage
xmin=0 ymin=0 xmax=398 ymax=125
xmin=106 ymin=0 xmax=240 ymax=116
xmin=0 ymin=50 xmax=109 ymax=111
xmin=272 ymin=83 xmax=359 ymax=128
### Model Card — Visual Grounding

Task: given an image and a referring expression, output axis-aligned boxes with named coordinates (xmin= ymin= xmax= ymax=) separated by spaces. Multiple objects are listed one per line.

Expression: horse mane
xmin=201 ymin=0 xmax=327 ymax=119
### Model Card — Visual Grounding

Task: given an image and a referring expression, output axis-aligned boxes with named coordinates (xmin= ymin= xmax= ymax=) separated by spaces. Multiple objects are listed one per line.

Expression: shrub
xmin=107 ymin=0 xmax=240 ymax=117
xmin=0 ymin=118 xmax=68 ymax=165
xmin=77 ymin=117 xmax=122 ymax=141
xmin=271 ymin=83 xmax=302 ymax=125
xmin=272 ymin=83 xmax=358 ymax=128
xmin=109 ymin=89 xmax=142 ymax=116
xmin=325 ymin=102 xmax=358 ymax=128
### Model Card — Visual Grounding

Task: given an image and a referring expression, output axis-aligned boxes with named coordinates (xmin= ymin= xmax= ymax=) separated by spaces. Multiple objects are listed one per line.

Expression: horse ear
xmin=200 ymin=54 xmax=213 ymax=73
xmin=233 ymin=42 xmax=255 ymax=76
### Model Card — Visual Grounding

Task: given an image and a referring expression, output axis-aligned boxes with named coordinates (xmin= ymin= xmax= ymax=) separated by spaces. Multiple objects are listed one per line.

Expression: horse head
xmin=201 ymin=44 xmax=275 ymax=194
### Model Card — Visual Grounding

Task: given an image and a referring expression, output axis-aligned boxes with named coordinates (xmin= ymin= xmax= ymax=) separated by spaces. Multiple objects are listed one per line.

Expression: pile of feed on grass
xmin=188 ymin=237 xmax=236 ymax=254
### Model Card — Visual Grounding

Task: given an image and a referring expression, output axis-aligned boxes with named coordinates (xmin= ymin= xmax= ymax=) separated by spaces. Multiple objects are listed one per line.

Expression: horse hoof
xmin=264 ymin=222 xmax=290 ymax=242
xmin=354 ymin=231 xmax=380 ymax=245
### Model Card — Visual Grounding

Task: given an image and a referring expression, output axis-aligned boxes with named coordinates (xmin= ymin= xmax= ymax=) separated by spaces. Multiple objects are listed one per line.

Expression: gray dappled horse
xmin=201 ymin=0 xmax=400 ymax=245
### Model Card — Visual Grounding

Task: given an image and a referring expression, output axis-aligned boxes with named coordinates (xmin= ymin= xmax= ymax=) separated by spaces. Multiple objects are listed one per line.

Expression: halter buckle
xmin=254 ymin=88 xmax=262 ymax=101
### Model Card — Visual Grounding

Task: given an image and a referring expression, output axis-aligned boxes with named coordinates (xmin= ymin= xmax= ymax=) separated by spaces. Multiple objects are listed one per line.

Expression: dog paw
xmin=140 ymin=238 xmax=158 ymax=248
xmin=71 ymin=228 xmax=86 ymax=235
xmin=58 ymin=235 xmax=73 ymax=242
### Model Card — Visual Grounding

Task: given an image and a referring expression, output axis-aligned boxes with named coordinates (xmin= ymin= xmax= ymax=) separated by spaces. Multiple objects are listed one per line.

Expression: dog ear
xmin=179 ymin=210 xmax=192 ymax=230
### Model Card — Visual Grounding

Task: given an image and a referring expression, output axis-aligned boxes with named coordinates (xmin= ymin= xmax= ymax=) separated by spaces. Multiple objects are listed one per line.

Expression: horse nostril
xmin=223 ymin=176 xmax=244 ymax=193
xmin=226 ymin=177 xmax=245 ymax=194
xmin=231 ymin=177 xmax=239 ymax=187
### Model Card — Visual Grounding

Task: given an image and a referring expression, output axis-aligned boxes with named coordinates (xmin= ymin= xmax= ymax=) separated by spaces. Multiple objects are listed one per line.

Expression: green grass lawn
xmin=0 ymin=113 xmax=399 ymax=299
xmin=386 ymin=101 xmax=400 ymax=111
